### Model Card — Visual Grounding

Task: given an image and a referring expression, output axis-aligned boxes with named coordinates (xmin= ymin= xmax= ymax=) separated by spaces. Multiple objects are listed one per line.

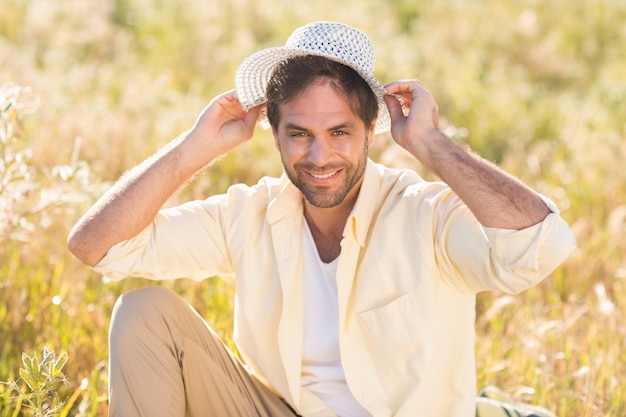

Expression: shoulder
xmin=213 ymin=174 xmax=302 ymax=223
xmin=221 ymin=174 xmax=297 ymax=207
xmin=224 ymin=175 xmax=286 ymax=198
xmin=369 ymin=161 xmax=450 ymax=199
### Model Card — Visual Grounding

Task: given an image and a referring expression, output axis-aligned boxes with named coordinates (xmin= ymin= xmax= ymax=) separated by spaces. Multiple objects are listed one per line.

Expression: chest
xmin=305 ymin=220 xmax=344 ymax=263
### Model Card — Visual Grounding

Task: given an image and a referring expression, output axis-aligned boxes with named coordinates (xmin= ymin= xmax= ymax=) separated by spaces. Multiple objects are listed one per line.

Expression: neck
xmin=303 ymin=195 xmax=356 ymax=263
xmin=304 ymin=203 xmax=351 ymax=235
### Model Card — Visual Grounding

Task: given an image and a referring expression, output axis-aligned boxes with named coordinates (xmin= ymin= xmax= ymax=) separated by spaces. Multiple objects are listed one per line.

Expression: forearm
xmin=68 ymin=90 xmax=262 ymax=266
xmin=68 ymin=132 xmax=216 ymax=266
xmin=384 ymin=80 xmax=552 ymax=230
xmin=413 ymin=130 xmax=551 ymax=230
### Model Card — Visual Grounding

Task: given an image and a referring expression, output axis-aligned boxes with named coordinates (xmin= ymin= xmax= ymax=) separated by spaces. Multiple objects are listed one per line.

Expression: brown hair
xmin=265 ymin=55 xmax=378 ymax=131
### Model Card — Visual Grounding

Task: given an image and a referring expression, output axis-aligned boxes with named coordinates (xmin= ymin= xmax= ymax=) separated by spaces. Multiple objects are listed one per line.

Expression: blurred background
xmin=1 ymin=0 xmax=624 ymax=415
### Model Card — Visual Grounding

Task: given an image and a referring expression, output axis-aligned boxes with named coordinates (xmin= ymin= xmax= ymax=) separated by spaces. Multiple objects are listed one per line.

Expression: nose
xmin=308 ymin=136 xmax=334 ymax=165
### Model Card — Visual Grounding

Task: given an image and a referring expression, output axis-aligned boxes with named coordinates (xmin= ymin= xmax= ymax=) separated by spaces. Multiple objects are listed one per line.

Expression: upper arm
xmin=93 ymin=197 xmax=233 ymax=281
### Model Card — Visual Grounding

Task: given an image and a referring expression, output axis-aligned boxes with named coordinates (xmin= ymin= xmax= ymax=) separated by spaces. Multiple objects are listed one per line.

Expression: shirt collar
xmin=347 ymin=159 xmax=382 ymax=246
xmin=266 ymin=174 xmax=303 ymax=225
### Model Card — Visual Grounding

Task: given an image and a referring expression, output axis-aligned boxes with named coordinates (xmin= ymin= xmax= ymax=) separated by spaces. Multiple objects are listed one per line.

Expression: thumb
xmin=383 ymin=94 xmax=405 ymax=122
xmin=243 ymin=105 xmax=263 ymax=128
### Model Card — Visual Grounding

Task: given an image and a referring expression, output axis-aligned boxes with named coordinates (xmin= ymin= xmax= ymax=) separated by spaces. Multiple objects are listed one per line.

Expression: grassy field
xmin=1 ymin=0 xmax=625 ymax=415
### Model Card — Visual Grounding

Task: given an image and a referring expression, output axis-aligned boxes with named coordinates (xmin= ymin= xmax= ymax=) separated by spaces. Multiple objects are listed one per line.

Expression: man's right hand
xmin=185 ymin=90 xmax=263 ymax=167
xmin=67 ymin=90 xmax=262 ymax=267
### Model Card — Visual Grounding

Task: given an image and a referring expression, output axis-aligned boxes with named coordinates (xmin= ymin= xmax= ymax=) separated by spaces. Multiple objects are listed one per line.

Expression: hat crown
xmin=285 ymin=22 xmax=375 ymax=75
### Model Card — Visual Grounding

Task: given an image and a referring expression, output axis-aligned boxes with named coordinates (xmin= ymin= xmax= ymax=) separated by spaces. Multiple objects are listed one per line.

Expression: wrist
xmin=178 ymin=129 xmax=225 ymax=172
xmin=408 ymin=127 xmax=448 ymax=171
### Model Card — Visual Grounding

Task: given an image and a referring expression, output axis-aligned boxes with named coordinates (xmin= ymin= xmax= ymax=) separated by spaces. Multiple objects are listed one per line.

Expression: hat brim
xmin=235 ymin=46 xmax=391 ymax=135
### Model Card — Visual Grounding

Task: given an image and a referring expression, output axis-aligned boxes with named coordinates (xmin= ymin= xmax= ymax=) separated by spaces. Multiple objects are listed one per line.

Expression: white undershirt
xmin=301 ymin=221 xmax=371 ymax=417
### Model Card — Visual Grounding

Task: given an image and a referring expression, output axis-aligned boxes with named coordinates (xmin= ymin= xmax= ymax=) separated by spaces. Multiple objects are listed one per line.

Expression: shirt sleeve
xmin=434 ymin=191 xmax=577 ymax=294
xmin=93 ymin=196 xmax=234 ymax=282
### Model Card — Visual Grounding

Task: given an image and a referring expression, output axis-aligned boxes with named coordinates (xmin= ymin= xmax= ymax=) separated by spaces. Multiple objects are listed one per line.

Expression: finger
xmin=383 ymin=94 xmax=405 ymax=121
xmin=243 ymin=104 xmax=263 ymax=126
xmin=213 ymin=89 xmax=239 ymax=105
xmin=385 ymin=79 xmax=421 ymax=96
xmin=215 ymin=90 xmax=253 ymax=120
xmin=386 ymin=80 xmax=433 ymax=109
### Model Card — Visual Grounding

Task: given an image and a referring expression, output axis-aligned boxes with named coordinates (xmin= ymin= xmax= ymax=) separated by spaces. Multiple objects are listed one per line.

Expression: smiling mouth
xmin=309 ymin=170 xmax=339 ymax=179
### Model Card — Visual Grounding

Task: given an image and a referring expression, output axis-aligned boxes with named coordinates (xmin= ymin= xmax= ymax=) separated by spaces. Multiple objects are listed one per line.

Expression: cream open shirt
xmin=95 ymin=160 xmax=576 ymax=417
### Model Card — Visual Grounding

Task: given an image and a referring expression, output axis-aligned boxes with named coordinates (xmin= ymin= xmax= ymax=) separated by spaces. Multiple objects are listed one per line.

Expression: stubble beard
xmin=282 ymin=142 xmax=368 ymax=209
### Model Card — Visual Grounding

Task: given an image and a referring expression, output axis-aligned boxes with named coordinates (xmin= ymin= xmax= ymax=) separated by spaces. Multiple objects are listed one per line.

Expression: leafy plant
xmin=1 ymin=347 xmax=80 ymax=417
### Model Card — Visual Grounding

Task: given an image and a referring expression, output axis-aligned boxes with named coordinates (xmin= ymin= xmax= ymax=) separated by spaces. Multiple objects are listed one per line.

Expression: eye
xmin=290 ymin=131 xmax=309 ymax=137
xmin=332 ymin=130 xmax=347 ymax=136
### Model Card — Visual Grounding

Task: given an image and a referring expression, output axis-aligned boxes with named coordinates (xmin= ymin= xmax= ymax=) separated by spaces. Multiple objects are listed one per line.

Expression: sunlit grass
xmin=1 ymin=0 xmax=625 ymax=415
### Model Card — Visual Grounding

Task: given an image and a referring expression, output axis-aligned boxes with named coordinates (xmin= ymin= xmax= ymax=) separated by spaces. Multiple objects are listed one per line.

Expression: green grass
xmin=1 ymin=0 xmax=625 ymax=415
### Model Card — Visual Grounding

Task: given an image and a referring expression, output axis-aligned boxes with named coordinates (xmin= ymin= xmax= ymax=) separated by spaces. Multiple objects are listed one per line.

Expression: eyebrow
xmin=284 ymin=121 xmax=356 ymax=133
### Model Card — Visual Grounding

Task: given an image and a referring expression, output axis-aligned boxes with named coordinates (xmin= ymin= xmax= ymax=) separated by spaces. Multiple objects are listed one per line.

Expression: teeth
xmin=311 ymin=171 xmax=338 ymax=179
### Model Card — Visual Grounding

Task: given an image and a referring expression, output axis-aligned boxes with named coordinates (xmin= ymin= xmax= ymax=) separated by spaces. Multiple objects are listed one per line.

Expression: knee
xmin=114 ymin=285 xmax=180 ymax=311
xmin=110 ymin=286 xmax=182 ymax=340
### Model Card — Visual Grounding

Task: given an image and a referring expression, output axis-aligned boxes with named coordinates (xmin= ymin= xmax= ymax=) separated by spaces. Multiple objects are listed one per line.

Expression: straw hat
xmin=235 ymin=21 xmax=391 ymax=134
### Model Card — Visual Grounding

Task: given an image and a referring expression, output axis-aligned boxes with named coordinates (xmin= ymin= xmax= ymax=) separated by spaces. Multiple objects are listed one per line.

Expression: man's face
xmin=273 ymin=80 xmax=376 ymax=209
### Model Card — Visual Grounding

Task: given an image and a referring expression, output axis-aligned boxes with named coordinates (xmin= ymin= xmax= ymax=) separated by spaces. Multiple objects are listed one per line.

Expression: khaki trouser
xmin=108 ymin=286 xmax=298 ymax=417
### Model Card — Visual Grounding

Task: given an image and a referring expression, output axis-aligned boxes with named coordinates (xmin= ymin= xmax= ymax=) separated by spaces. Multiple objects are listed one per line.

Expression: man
xmin=68 ymin=21 xmax=575 ymax=417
